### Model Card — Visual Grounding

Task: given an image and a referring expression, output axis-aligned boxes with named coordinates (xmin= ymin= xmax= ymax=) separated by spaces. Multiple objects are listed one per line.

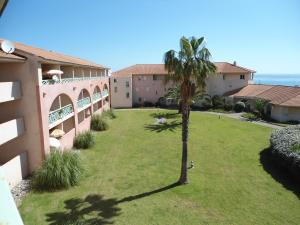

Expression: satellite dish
xmin=1 ymin=40 xmax=15 ymax=54
xmin=52 ymin=75 xmax=59 ymax=81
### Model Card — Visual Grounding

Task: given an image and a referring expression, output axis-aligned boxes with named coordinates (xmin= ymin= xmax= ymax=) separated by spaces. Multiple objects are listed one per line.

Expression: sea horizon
xmin=254 ymin=73 xmax=300 ymax=86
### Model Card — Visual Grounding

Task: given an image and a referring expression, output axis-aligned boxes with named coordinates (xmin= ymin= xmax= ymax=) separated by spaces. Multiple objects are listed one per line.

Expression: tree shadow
xmin=259 ymin=148 xmax=300 ymax=199
xmin=46 ymin=182 xmax=180 ymax=224
xmin=118 ymin=182 xmax=180 ymax=203
xmin=46 ymin=194 xmax=121 ymax=225
xmin=144 ymin=120 xmax=182 ymax=133
xmin=149 ymin=112 xmax=179 ymax=119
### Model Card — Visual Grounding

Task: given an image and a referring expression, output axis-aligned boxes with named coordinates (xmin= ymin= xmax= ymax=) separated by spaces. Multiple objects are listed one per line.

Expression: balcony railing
xmin=77 ymin=97 xmax=91 ymax=109
xmin=102 ymin=89 xmax=109 ymax=98
xmin=92 ymin=92 xmax=102 ymax=102
xmin=42 ymin=76 xmax=106 ymax=85
xmin=49 ymin=104 xmax=73 ymax=124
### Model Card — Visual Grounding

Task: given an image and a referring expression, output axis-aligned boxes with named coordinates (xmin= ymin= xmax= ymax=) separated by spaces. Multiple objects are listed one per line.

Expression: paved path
xmin=200 ymin=111 xmax=282 ymax=129
xmin=115 ymin=108 xmax=283 ymax=129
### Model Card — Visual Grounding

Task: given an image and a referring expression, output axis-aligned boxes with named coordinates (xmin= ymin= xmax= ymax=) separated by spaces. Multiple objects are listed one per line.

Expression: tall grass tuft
xmin=103 ymin=109 xmax=117 ymax=119
xmin=74 ymin=131 xmax=95 ymax=149
xmin=33 ymin=150 xmax=83 ymax=190
xmin=91 ymin=114 xmax=109 ymax=131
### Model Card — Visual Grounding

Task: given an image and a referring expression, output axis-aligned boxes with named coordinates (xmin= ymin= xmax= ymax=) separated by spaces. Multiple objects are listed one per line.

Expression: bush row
xmin=269 ymin=125 xmax=300 ymax=180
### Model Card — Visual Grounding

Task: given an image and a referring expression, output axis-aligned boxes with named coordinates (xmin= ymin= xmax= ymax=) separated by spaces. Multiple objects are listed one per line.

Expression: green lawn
xmin=19 ymin=109 xmax=300 ymax=225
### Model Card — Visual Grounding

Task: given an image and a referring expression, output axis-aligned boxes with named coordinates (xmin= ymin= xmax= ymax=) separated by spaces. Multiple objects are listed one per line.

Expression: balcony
xmin=77 ymin=97 xmax=91 ymax=110
xmin=48 ymin=104 xmax=74 ymax=128
xmin=102 ymin=89 xmax=109 ymax=98
xmin=0 ymin=81 xmax=21 ymax=103
xmin=92 ymin=92 xmax=102 ymax=103
xmin=42 ymin=76 xmax=106 ymax=85
xmin=0 ymin=118 xmax=24 ymax=145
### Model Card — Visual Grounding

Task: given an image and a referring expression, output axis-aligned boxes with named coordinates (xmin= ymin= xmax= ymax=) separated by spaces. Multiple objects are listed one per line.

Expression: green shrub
xmin=242 ymin=112 xmax=258 ymax=121
xmin=234 ymin=101 xmax=246 ymax=112
xmin=33 ymin=150 xmax=83 ymax=190
xmin=91 ymin=114 xmax=109 ymax=131
xmin=212 ymin=95 xmax=225 ymax=109
xmin=270 ymin=125 xmax=300 ymax=180
xmin=224 ymin=103 xmax=233 ymax=111
xmin=103 ymin=109 xmax=116 ymax=119
xmin=201 ymin=95 xmax=213 ymax=109
xmin=74 ymin=131 xmax=95 ymax=149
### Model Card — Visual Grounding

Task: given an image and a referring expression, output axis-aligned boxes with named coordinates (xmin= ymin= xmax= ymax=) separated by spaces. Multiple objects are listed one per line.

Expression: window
xmin=138 ymin=76 xmax=141 ymax=81
xmin=156 ymin=90 xmax=158 ymax=95
xmin=113 ymin=78 xmax=117 ymax=83
xmin=153 ymin=75 xmax=158 ymax=80
xmin=114 ymin=87 xmax=117 ymax=93
xmin=126 ymin=92 xmax=130 ymax=98
xmin=222 ymin=74 xmax=225 ymax=80
xmin=138 ymin=97 xmax=142 ymax=102
xmin=240 ymin=74 xmax=245 ymax=80
xmin=126 ymin=81 xmax=130 ymax=87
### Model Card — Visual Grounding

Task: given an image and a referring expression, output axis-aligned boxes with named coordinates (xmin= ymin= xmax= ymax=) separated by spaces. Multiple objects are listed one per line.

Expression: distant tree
xmin=164 ymin=36 xmax=216 ymax=184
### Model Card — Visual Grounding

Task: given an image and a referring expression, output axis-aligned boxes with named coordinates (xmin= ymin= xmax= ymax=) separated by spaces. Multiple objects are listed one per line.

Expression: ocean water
xmin=254 ymin=74 xmax=300 ymax=86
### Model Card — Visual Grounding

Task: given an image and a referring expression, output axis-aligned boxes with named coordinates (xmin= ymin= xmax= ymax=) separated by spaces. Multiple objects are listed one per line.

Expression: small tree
xmin=255 ymin=99 xmax=268 ymax=118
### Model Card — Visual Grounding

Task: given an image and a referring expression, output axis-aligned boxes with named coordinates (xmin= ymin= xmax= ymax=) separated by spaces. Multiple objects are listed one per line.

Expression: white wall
xmin=110 ymin=76 xmax=132 ymax=108
xmin=1 ymin=152 xmax=28 ymax=188
xmin=271 ymin=105 xmax=300 ymax=122
xmin=0 ymin=81 xmax=22 ymax=103
xmin=206 ymin=73 xmax=251 ymax=96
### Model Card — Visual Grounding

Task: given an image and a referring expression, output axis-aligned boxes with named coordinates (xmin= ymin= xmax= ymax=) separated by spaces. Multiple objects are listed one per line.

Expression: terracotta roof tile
xmin=113 ymin=63 xmax=255 ymax=77
xmin=228 ymin=84 xmax=300 ymax=107
xmin=0 ymin=39 xmax=106 ymax=68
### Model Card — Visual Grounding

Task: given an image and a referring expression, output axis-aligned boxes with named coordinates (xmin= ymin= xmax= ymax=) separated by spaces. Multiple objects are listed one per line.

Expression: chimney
xmin=233 ymin=61 xmax=237 ymax=66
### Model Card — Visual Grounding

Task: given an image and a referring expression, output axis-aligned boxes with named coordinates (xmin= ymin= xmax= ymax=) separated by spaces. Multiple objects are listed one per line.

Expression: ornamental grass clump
xmin=91 ymin=114 xmax=109 ymax=131
xmin=33 ymin=150 xmax=83 ymax=190
xmin=74 ymin=131 xmax=95 ymax=149
xmin=103 ymin=109 xmax=117 ymax=119
xmin=270 ymin=125 xmax=300 ymax=180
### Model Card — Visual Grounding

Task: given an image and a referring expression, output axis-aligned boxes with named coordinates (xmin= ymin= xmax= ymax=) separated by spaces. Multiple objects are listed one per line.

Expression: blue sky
xmin=0 ymin=0 xmax=299 ymax=73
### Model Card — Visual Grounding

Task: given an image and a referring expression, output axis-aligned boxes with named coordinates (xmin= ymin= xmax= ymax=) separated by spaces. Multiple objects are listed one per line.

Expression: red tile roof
xmin=113 ymin=63 xmax=255 ymax=77
xmin=228 ymin=84 xmax=300 ymax=107
xmin=0 ymin=39 xmax=106 ymax=68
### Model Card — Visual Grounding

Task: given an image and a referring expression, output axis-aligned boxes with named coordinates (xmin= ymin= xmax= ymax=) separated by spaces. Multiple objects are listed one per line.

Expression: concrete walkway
xmin=200 ymin=111 xmax=283 ymax=129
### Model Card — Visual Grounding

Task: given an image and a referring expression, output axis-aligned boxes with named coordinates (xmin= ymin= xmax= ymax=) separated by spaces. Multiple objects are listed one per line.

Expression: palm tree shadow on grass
xmin=46 ymin=183 xmax=180 ymax=225
xmin=259 ymin=148 xmax=300 ymax=199
xmin=46 ymin=194 xmax=121 ymax=225
xmin=144 ymin=120 xmax=182 ymax=133
xmin=149 ymin=112 xmax=179 ymax=119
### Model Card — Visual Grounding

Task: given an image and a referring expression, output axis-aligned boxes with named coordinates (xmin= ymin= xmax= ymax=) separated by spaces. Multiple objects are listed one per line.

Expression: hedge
xmin=269 ymin=125 xmax=300 ymax=180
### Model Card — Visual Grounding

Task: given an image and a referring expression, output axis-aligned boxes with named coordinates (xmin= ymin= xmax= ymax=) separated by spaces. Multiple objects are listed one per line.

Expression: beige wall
xmin=0 ymin=57 xmax=43 ymax=174
xmin=132 ymin=74 xmax=173 ymax=105
xmin=110 ymin=76 xmax=132 ymax=108
xmin=206 ymin=73 xmax=251 ymax=96
xmin=271 ymin=105 xmax=300 ymax=122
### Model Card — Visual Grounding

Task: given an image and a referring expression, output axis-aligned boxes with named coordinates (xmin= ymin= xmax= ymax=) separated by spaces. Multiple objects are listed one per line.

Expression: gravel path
xmin=11 ymin=178 xmax=32 ymax=206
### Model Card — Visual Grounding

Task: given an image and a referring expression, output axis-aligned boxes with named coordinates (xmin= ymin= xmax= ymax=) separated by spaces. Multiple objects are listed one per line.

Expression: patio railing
xmin=77 ymin=96 xmax=91 ymax=109
xmin=49 ymin=104 xmax=73 ymax=124
xmin=102 ymin=89 xmax=109 ymax=98
xmin=42 ymin=76 xmax=106 ymax=85
xmin=92 ymin=92 xmax=102 ymax=102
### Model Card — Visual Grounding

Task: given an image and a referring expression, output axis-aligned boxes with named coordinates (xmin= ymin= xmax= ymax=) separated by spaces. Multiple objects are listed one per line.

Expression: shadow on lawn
xmin=150 ymin=112 xmax=179 ymax=119
xmin=46 ymin=194 xmax=121 ymax=225
xmin=260 ymin=148 xmax=300 ymax=199
xmin=46 ymin=182 xmax=179 ymax=224
xmin=144 ymin=120 xmax=182 ymax=133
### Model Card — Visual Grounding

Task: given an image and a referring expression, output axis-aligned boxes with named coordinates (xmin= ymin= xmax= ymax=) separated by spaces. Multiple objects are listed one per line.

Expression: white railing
xmin=42 ymin=76 xmax=107 ymax=85
xmin=92 ymin=92 xmax=102 ymax=102
xmin=77 ymin=97 xmax=91 ymax=109
xmin=102 ymin=89 xmax=109 ymax=98
xmin=49 ymin=104 xmax=73 ymax=124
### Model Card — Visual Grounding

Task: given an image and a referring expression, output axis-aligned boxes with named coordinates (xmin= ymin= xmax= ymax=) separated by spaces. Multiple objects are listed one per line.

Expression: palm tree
xmin=165 ymin=85 xmax=182 ymax=113
xmin=164 ymin=36 xmax=216 ymax=184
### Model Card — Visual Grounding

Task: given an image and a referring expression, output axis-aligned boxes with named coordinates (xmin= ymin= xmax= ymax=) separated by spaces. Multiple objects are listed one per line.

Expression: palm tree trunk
xmin=178 ymin=103 xmax=189 ymax=184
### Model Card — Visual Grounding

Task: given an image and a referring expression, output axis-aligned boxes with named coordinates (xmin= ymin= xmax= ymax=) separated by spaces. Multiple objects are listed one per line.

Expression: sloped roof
xmin=0 ymin=51 xmax=25 ymax=62
xmin=228 ymin=84 xmax=300 ymax=107
xmin=0 ymin=39 xmax=107 ymax=68
xmin=113 ymin=63 xmax=255 ymax=77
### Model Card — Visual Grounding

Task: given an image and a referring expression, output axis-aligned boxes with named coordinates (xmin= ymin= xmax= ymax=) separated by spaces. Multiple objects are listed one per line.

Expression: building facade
xmin=111 ymin=63 xmax=255 ymax=108
xmin=0 ymin=39 xmax=110 ymax=188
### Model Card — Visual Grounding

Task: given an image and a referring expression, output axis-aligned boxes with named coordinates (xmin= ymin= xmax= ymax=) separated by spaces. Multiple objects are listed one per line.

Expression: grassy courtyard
xmin=19 ymin=110 xmax=300 ymax=225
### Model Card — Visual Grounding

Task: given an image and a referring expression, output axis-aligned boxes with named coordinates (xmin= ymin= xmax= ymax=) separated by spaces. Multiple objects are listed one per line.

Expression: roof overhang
xmin=0 ymin=0 xmax=8 ymax=17
xmin=0 ymin=52 xmax=25 ymax=63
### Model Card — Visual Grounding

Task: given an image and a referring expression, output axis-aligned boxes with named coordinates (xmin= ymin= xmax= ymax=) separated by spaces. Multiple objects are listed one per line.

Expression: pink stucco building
xmin=110 ymin=63 xmax=255 ymax=108
xmin=0 ymin=39 xmax=110 ymax=187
